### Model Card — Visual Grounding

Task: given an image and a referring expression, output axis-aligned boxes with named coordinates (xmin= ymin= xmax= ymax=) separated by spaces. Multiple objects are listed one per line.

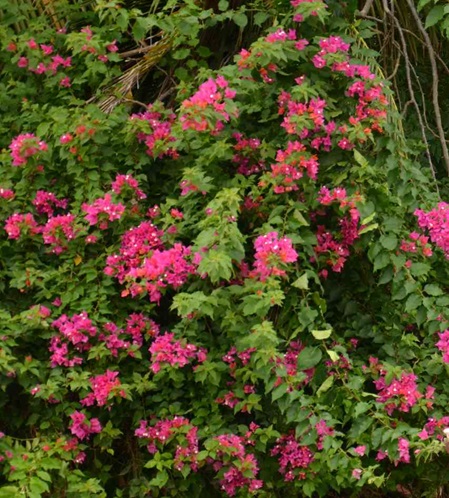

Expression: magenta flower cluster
xmin=231 ymin=133 xmax=265 ymax=176
xmin=271 ymin=433 xmax=314 ymax=481
xmin=312 ymin=35 xmax=350 ymax=69
xmin=270 ymin=141 xmax=319 ymax=193
xmin=125 ymin=313 xmax=160 ymax=347
xmin=180 ymin=76 xmax=237 ymax=134
xmin=9 ymin=133 xmax=48 ymax=167
xmin=33 ymin=190 xmax=68 ymax=216
xmin=82 ymin=193 xmax=125 ymax=229
xmin=0 ymin=187 xmax=15 ymax=200
xmin=418 ymin=416 xmax=449 ymax=441
xmin=313 ymin=187 xmax=361 ymax=274
xmin=250 ymin=231 xmax=298 ymax=280
xmin=48 ymin=310 xmax=162 ymax=370
xmin=105 ymin=221 xmax=198 ymax=302
xmin=4 ymin=172 xmax=149 ymax=256
xmin=4 ymin=208 xmax=77 ymax=254
xmin=274 ymin=341 xmax=315 ymax=390
xmin=415 ymin=203 xmax=449 ymax=258
xmin=211 ymin=432 xmax=263 ymax=496
xmin=374 ymin=372 xmax=422 ymax=415
xmin=14 ymin=38 xmax=72 ymax=87
xmin=12 ymin=30 xmax=118 ymax=86
xmin=135 ymin=417 xmax=199 ymax=472
xmin=149 ymin=332 xmax=206 ymax=373
xmin=396 ymin=438 xmax=410 ymax=465
xmin=111 ymin=174 xmax=146 ymax=200
xmin=4 ymin=213 xmax=40 ymax=239
xmin=400 ymin=231 xmax=433 ymax=258
xmin=130 ymin=106 xmax=179 ymax=159
xmin=50 ymin=312 xmax=97 ymax=367
xmin=69 ymin=411 xmax=102 ymax=440
xmin=436 ymin=329 xmax=449 ymax=363
xmin=42 ymin=214 xmax=77 ymax=254
xmin=80 ymin=370 xmax=125 ymax=407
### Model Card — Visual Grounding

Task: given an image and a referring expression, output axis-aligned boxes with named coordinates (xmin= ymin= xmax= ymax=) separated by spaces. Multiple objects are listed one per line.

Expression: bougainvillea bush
xmin=1 ymin=0 xmax=449 ymax=496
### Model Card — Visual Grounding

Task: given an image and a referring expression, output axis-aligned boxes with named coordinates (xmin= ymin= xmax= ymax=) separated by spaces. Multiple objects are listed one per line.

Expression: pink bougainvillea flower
xmin=250 ymin=231 xmax=298 ymax=280
xmin=82 ymin=193 xmax=125 ymax=229
xmin=9 ymin=133 xmax=48 ymax=166
xmin=81 ymin=370 xmax=125 ymax=407
xmin=69 ymin=411 xmax=102 ymax=440
xmin=149 ymin=332 xmax=206 ymax=373
xmin=111 ymin=174 xmax=146 ymax=200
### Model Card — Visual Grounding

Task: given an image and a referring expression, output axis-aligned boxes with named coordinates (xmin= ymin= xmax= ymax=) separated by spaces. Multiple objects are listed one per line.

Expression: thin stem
xmin=382 ymin=0 xmax=438 ymax=188
xmin=358 ymin=0 xmax=375 ymax=17
xmin=404 ymin=0 xmax=449 ymax=176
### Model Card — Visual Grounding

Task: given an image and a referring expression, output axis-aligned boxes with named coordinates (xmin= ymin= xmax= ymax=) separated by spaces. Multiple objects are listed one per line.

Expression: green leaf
xmin=292 ymin=274 xmax=308 ymax=290
xmin=380 ymin=234 xmax=397 ymax=250
xmin=149 ymin=470 xmax=169 ymax=488
xmin=373 ymin=251 xmax=390 ymax=271
xmin=197 ymin=450 xmax=209 ymax=461
xmin=115 ymin=8 xmax=129 ymax=30
xmin=312 ymin=329 xmax=332 ymax=340
xmin=132 ymin=18 xmax=153 ymax=41
xmin=303 ymin=481 xmax=316 ymax=497
xmin=425 ymin=5 xmax=445 ymax=28
xmin=171 ymin=291 xmax=217 ymax=318
xmin=424 ymin=284 xmax=443 ymax=296
xmin=0 ymin=487 xmax=21 ymax=497
xmin=361 ymin=212 xmax=376 ymax=225
xmin=198 ymin=250 xmax=233 ymax=283
xmin=254 ymin=12 xmax=269 ymax=26
xmin=410 ymin=262 xmax=430 ymax=277
xmin=218 ymin=0 xmax=229 ymax=10
xmin=378 ymin=266 xmax=393 ymax=285
xmin=36 ymin=122 xmax=50 ymax=137
xmin=233 ymin=12 xmax=248 ymax=28
xmin=359 ymin=223 xmax=379 ymax=235
xmin=293 ymin=209 xmax=309 ymax=226
xmin=242 ymin=290 xmax=284 ymax=316
xmin=175 ymin=67 xmax=189 ymax=81
xmin=354 ymin=149 xmax=369 ymax=168
xmin=297 ymin=347 xmax=322 ymax=370
xmin=296 ymin=307 xmax=319 ymax=331
xmin=354 ymin=402 xmax=371 ymax=417
xmin=197 ymin=46 xmax=212 ymax=58
xmin=348 ymin=416 xmax=374 ymax=439
xmin=418 ymin=0 xmax=433 ymax=10
xmin=29 ymin=477 xmax=49 ymax=495
xmin=405 ymin=294 xmax=422 ymax=312
xmin=383 ymin=216 xmax=403 ymax=231
xmin=316 ymin=375 xmax=334 ymax=396
xmin=36 ymin=471 xmax=52 ymax=482
xmin=326 ymin=350 xmax=339 ymax=362
xmin=172 ymin=48 xmax=190 ymax=60
xmin=272 ymin=383 xmax=288 ymax=401
xmin=437 ymin=296 xmax=449 ymax=306
xmin=392 ymin=285 xmax=407 ymax=301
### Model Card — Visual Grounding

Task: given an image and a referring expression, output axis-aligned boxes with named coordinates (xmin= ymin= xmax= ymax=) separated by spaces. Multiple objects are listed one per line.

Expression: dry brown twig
xmin=403 ymin=0 xmax=449 ymax=176
xmin=357 ymin=0 xmax=444 ymax=188
xmin=380 ymin=0 xmax=439 ymax=187
xmin=358 ymin=0 xmax=375 ymax=17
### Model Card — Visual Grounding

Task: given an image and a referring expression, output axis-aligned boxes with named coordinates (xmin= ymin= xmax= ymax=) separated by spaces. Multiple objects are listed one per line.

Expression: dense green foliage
xmin=1 ymin=1 xmax=449 ymax=497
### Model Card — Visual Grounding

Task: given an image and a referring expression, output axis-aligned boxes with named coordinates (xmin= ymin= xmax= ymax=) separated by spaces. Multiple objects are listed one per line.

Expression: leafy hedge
xmin=0 ymin=0 xmax=448 ymax=497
